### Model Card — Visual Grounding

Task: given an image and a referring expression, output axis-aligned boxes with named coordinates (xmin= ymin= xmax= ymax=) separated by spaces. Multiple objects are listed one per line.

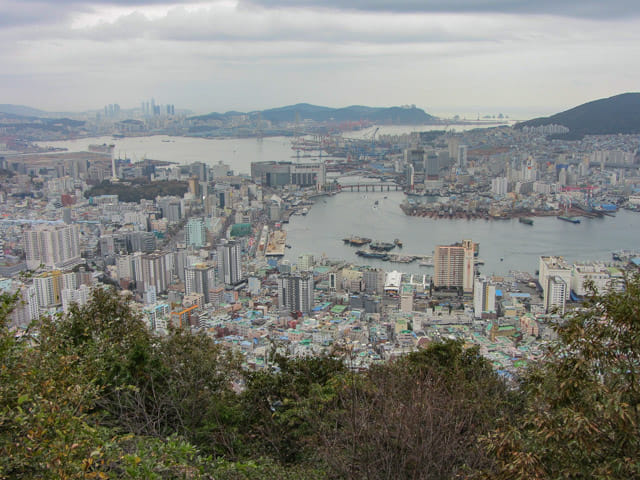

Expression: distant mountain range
xmin=192 ymin=103 xmax=438 ymax=124
xmin=0 ymin=104 xmax=48 ymax=117
xmin=516 ymin=92 xmax=640 ymax=138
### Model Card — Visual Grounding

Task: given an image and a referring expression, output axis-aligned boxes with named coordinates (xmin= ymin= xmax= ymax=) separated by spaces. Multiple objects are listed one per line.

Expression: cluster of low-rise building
xmin=1 ymin=123 xmax=639 ymax=373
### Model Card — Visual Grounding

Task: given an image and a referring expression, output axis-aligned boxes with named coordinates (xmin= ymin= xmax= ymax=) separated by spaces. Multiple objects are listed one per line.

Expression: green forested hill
xmin=517 ymin=92 xmax=640 ymax=138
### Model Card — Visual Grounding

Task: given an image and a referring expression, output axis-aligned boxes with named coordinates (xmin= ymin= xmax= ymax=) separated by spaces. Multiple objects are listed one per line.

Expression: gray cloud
xmin=74 ymin=8 xmax=502 ymax=45
xmin=0 ymin=0 xmax=196 ymax=27
xmin=0 ymin=1 xmax=82 ymax=27
xmin=241 ymin=0 xmax=640 ymax=19
xmin=3 ymin=0 xmax=639 ymax=30
xmin=1 ymin=0 xmax=639 ymax=113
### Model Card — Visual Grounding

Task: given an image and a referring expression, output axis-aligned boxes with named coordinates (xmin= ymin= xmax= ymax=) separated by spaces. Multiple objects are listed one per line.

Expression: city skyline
xmin=2 ymin=0 xmax=640 ymax=116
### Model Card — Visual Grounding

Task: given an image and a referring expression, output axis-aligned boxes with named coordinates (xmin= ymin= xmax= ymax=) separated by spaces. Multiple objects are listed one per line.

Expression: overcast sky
xmin=2 ymin=0 xmax=640 ymax=117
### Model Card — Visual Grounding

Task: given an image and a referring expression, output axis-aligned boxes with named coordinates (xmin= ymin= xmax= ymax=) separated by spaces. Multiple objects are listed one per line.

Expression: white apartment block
xmin=546 ymin=276 xmax=567 ymax=315
xmin=473 ymin=276 xmax=496 ymax=319
xmin=539 ymin=256 xmax=571 ymax=307
xmin=491 ymin=177 xmax=508 ymax=195
xmin=24 ymin=224 xmax=81 ymax=270
xmin=61 ymin=285 xmax=91 ymax=313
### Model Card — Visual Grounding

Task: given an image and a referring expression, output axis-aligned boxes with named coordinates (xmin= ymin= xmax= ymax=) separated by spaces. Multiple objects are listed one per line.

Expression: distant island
xmin=191 ymin=103 xmax=438 ymax=125
xmin=516 ymin=92 xmax=640 ymax=139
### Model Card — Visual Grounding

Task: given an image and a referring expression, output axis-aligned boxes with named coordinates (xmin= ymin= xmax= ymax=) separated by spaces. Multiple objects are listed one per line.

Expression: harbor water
xmin=283 ymin=190 xmax=640 ymax=276
xmin=37 ymin=135 xmax=640 ymax=276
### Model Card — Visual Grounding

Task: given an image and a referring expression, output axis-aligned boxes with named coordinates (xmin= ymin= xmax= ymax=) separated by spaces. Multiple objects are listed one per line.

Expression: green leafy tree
xmin=481 ymin=274 xmax=640 ymax=479
xmin=0 ymin=289 xmax=241 ymax=479
xmin=310 ymin=341 xmax=519 ymax=480
xmin=239 ymin=353 xmax=345 ymax=465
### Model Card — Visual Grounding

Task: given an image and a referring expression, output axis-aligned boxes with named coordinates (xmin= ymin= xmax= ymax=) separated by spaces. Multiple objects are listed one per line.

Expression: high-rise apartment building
xmin=457 ymin=145 xmax=468 ymax=169
xmin=473 ymin=276 xmax=496 ymax=319
xmin=404 ymin=148 xmax=425 ymax=173
xmin=185 ymin=218 xmax=207 ymax=248
xmin=491 ymin=177 xmax=508 ymax=195
xmin=277 ymin=272 xmax=314 ymax=315
xmin=34 ymin=271 xmax=63 ymax=308
xmin=363 ymin=268 xmax=385 ymax=295
xmin=217 ymin=240 xmax=243 ymax=286
xmin=11 ymin=285 xmax=39 ymax=327
xmin=185 ymin=263 xmax=216 ymax=304
xmin=24 ymin=224 xmax=81 ymax=270
xmin=61 ymin=284 xmax=91 ymax=313
xmin=137 ymin=252 xmax=170 ymax=294
xmin=156 ymin=197 xmax=183 ymax=223
xmin=545 ymin=276 xmax=567 ymax=315
xmin=539 ymin=256 xmax=571 ymax=308
xmin=297 ymin=254 xmax=314 ymax=272
xmin=433 ymin=239 xmax=476 ymax=293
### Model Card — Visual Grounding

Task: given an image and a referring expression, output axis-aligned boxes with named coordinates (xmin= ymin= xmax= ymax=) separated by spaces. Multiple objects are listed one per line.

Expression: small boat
xmin=343 ymin=236 xmax=372 ymax=246
xmin=519 ymin=217 xmax=534 ymax=225
xmin=393 ymin=238 xmax=403 ymax=248
xmin=557 ymin=215 xmax=581 ymax=224
xmin=370 ymin=241 xmax=396 ymax=251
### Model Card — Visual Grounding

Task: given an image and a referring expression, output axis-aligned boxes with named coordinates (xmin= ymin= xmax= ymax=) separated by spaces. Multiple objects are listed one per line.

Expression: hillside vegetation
xmin=85 ymin=179 xmax=188 ymax=203
xmin=191 ymin=103 xmax=437 ymax=125
xmin=2 ymin=275 xmax=640 ymax=478
xmin=517 ymin=92 xmax=640 ymax=138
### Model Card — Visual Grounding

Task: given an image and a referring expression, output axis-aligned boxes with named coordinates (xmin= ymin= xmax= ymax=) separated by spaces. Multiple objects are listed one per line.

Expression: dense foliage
xmin=85 ymin=180 xmax=188 ymax=203
xmin=477 ymin=274 xmax=640 ymax=479
xmin=2 ymin=275 xmax=640 ymax=478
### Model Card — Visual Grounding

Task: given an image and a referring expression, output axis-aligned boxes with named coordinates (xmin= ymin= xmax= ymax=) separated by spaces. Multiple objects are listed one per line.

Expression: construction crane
xmin=371 ymin=127 xmax=379 ymax=143
xmin=560 ymin=185 xmax=597 ymax=210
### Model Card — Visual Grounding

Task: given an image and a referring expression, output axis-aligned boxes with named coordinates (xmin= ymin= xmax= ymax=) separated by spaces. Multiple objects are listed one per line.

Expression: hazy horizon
xmin=0 ymin=100 xmax=559 ymax=121
xmin=2 ymin=1 xmax=640 ymax=116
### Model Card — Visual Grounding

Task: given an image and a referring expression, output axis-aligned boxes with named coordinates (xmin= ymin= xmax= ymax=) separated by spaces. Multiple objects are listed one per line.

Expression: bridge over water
xmin=336 ymin=182 xmax=402 ymax=192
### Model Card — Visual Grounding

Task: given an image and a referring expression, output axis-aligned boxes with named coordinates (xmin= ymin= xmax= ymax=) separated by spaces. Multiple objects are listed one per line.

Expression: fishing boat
xmin=342 ymin=236 xmax=372 ymax=246
xmin=370 ymin=241 xmax=396 ymax=251
xmin=356 ymin=250 xmax=389 ymax=260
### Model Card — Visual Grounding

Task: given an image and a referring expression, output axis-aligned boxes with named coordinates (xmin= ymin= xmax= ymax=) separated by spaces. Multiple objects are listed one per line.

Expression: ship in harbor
xmin=557 ymin=215 xmax=581 ymax=224
xmin=369 ymin=241 xmax=396 ymax=251
xmin=519 ymin=217 xmax=534 ymax=225
xmin=342 ymin=236 xmax=372 ymax=246
xmin=356 ymin=250 xmax=390 ymax=260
